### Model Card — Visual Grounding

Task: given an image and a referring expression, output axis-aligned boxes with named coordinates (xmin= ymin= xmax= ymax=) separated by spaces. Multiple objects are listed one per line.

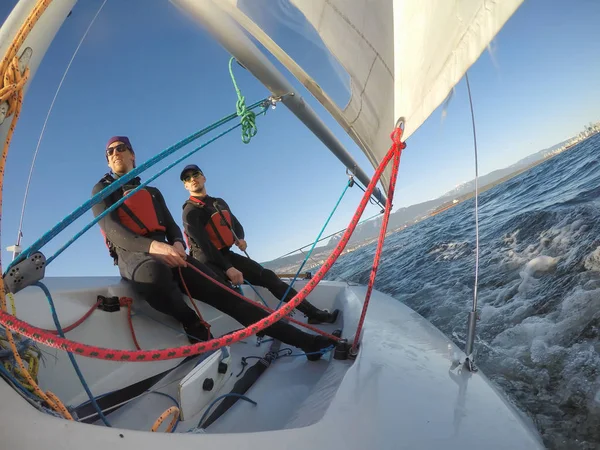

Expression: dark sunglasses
xmin=182 ymin=171 xmax=203 ymax=183
xmin=106 ymin=144 xmax=130 ymax=156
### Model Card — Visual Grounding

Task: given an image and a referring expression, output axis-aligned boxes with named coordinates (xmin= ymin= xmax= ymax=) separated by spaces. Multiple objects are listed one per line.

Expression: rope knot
xmin=390 ymin=127 xmax=406 ymax=149
xmin=230 ymin=57 xmax=258 ymax=144
xmin=236 ymin=97 xmax=257 ymax=144
xmin=119 ymin=297 xmax=133 ymax=307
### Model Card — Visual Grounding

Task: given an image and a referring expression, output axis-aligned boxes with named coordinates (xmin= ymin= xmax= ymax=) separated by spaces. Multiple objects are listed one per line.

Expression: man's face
xmin=106 ymin=141 xmax=135 ymax=174
xmin=182 ymin=170 xmax=206 ymax=193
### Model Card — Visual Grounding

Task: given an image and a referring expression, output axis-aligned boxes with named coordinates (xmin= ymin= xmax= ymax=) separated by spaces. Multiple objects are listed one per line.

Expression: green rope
xmin=229 ymin=57 xmax=257 ymax=144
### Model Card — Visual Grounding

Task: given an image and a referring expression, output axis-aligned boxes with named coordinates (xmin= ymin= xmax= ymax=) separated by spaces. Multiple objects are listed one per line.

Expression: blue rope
xmin=0 ymin=360 xmax=40 ymax=402
xmin=277 ymin=345 xmax=334 ymax=358
xmin=44 ymin=106 xmax=268 ymax=265
xmin=5 ymin=99 xmax=268 ymax=274
xmin=243 ymin=280 xmax=269 ymax=307
xmin=0 ymin=335 xmax=33 ymax=358
xmin=276 ymin=178 xmax=353 ymax=309
xmin=198 ymin=393 xmax=257 ymax=429
xmin=0 ymin=362 xmax=66 ymax=419
xmin=73 ymin=388 xmax=180 ymax=432
xmin=34 ymin=281 xmax=111 ymax=427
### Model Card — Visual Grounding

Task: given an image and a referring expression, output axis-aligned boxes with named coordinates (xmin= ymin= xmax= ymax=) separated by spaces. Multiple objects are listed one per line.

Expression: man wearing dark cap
xmin=180 ymin=164 xmax=339 ymax=324
xmin=91 ymin=137 xmax=335 ymax=360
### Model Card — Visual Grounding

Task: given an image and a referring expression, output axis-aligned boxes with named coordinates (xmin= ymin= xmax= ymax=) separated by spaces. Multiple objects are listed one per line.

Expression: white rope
xmin=14 ymin=0 xmax=109 ymax=253
xmin=465 ymin=72 xmax=480 ymax=313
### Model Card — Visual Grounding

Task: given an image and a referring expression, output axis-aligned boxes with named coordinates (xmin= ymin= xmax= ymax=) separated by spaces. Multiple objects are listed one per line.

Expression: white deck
xmin=0 ymin=276 xmax=545 ymax=448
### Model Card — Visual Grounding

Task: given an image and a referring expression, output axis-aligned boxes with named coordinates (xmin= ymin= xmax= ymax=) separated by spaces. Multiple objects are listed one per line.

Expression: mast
xmin=0 ymin=0 xmax=78 ymax=260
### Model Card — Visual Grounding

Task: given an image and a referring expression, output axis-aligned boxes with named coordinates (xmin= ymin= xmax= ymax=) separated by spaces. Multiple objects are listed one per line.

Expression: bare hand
xmin=236 ymin=239 xmax=247 ymax=252
xmin=149 ymin=241 xmax=187 ymax=268
xmin=225 ymin=267 xmax=244 ymax=286
xmin=173 ymin=241 xmax=187 ymax=258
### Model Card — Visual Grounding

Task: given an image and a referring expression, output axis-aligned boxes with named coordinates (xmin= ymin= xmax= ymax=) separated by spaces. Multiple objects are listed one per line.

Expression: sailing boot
xmin=183 ymin=320 xmax=213 ymax=344
xmin=296 ymin=300 xmax=340 ymax=325
xmin=302 ymin=335 xmax=337 ymax=361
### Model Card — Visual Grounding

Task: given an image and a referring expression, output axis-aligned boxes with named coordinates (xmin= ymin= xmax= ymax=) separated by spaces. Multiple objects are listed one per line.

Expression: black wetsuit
xmin=182 ymin=195 xmax=327 ymax=319
xmin=91 ymin=175 xmax=329 ymax=353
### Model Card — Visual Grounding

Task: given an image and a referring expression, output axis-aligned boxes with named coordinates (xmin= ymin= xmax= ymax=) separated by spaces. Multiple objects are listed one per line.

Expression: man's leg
xmin=227 ymin=252 xmax=339 ymax=324
xmin=180 ymin=258 xmax=335 ymax=360
xmin=118 ymin=252 xmax=210 ymax=342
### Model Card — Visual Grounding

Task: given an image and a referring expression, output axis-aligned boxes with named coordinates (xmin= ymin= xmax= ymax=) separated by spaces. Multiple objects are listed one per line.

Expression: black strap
xmin=73 ymin=353 xmax=208 ymax=422
xmin=119 ymin=203 xmax=151 ymax=233
xmin=207 ymin=212 xmax=230 ymax=249
xmin=213 ymin=201 xmax=233 ymax=234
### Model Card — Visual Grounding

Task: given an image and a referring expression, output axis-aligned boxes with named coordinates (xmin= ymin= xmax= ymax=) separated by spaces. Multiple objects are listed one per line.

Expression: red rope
xmin=120 ymin=297 xmax=141 ymax=351
xmin=178 ymin=266 xmax=211 ymax=334
xmin=183 ymin=262 xmax=340 ymax=341
xmin=351 ymin=127 xmax=405 ymax=354
xmin=0 ymin=138 xmax=398 ymax=362
xmin=42 ymin=299 xmax=102 ymax=334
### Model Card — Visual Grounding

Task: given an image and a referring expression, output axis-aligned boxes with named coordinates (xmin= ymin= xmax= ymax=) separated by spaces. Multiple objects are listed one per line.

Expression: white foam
xmin=427 ymin=241 xmax=471 ymax=261
xmin=515 ymin=256 xmax=558 ymax=293
xmin=525 ymin=255 xmax=559 ymax=276
xmin=583 ymin=246 xmax=600 ymax=271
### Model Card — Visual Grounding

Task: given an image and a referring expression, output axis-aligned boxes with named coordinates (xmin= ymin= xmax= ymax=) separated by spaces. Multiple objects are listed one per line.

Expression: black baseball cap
xmin=180 ymin=164 xmax=203 ymax=181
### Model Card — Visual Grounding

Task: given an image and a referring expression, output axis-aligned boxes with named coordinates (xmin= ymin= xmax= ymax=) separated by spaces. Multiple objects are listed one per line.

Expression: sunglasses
xmin=106 ymin=144 xmax=130 ymax=157
xmin=182 ymin=171 xmax=203 ymax=183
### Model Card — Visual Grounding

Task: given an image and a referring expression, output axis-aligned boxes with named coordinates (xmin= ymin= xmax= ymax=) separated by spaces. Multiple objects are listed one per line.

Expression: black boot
xmin=308 ymin=308 xmax=340 ymax=325
xmin=302 ymin=335 xmax=337 ymax=361
xmin=183 ymin=320 xmax=213 ymax=344
xmin=296 ymin=300 xmax=340 ymax=325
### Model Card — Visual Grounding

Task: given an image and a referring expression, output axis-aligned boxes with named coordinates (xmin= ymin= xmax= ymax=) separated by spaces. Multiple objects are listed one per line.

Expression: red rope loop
xmin=390 ymin=127 xmax=406 ymax=150
xmin=42 ymin=298 xmax=102 ymax=334
xmin=0 ymin=128 xmax=400 ymax=362
xmin=119 ymin=297 xmax=133 ymax=307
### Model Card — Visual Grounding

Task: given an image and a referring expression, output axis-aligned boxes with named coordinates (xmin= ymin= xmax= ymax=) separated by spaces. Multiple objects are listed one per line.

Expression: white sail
xmin=218 ymin=0 xmax=523 ymax=191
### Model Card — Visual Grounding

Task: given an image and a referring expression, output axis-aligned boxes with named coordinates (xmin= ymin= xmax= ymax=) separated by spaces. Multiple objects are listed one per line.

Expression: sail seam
xmin=323 ymin=0 xmax=393 ymax=78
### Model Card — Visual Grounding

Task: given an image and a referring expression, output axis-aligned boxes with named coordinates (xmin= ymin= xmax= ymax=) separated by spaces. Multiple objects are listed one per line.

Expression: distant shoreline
xmin=264 ymin=129 xmax=600 ymax=273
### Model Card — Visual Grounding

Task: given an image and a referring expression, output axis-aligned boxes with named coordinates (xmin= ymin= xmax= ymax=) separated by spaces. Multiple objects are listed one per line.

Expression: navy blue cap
xmin=180 ymin=164 xmax=203 ymax=180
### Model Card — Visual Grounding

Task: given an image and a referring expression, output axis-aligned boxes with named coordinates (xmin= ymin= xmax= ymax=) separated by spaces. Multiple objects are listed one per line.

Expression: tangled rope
xmin=229 ymin=57 xmax=257 ymax=144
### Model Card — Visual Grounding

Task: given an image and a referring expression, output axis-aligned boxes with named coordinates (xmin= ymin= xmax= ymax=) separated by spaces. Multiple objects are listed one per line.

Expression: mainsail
xmin=216 ymin=0 xmax=524 ymax=193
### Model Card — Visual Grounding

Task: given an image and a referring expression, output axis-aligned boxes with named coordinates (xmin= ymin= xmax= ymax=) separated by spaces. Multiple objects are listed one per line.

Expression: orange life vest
xmin=118 ymin=188 xmax=166 ymax=235
xmin=98 ymin=174 xmax=167 ymax=263
xmin=187 ymin=196 xmax=236 ymax=250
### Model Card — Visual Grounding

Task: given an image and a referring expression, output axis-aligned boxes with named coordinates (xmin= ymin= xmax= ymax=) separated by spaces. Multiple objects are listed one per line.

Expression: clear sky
xmin=1 ymin=0 xmax=599 ymax=276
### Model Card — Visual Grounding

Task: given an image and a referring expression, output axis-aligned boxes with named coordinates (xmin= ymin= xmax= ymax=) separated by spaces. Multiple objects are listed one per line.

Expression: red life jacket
xmin=117 ymin=188 xmax=166 ymax=236
xmin=187 ymin=196 xmax=236 ymax=250
xmin=98 ymin=174 xmax=167 ymax=263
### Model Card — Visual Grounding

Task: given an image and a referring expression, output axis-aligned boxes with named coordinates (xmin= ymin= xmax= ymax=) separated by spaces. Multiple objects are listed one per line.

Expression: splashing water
xmin=326 ymin=134 xmax=600 ymax=449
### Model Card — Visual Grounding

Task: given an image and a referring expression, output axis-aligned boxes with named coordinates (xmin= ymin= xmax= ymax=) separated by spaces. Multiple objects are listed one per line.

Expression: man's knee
xmin=261 ymin=267 xmax=283 ymax=286
xmin=129 ymin=257 xmax=174 ymax=286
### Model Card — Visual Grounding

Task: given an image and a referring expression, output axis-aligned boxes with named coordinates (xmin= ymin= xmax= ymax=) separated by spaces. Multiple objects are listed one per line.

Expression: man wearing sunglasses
xmin=91 ymin=136 xmax=335 ymax=360
xmin=180 ymin=164 xmax=339 ymax=325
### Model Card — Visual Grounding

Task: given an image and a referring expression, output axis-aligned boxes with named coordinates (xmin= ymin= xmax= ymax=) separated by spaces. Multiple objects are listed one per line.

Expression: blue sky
xmin=1 ymin=0 xmax=599 ymax=276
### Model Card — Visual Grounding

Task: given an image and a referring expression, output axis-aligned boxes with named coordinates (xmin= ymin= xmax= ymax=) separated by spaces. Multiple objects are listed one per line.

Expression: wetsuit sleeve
xmin=183 ymin=205 xmax=233 ymax=271
xmin=91 ymin=181 xmax=154 ymax=253
xmin=153 ymin=189 xmax=185 ymax=248
xmin=220 ymin=199 xmax=245 ymax=240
